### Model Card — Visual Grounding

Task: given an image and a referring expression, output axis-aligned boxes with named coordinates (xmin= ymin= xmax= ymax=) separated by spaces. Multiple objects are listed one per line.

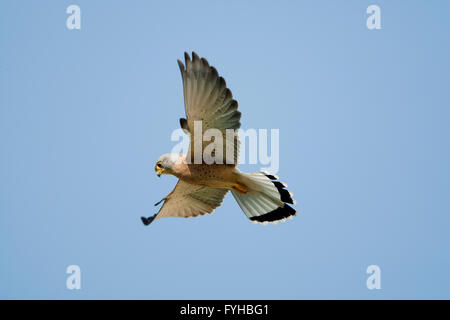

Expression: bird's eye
xmin=156 ymin=163 xmax=162 ymax=168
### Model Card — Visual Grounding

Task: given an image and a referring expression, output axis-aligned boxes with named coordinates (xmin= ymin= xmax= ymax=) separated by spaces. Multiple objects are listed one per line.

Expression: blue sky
xmin=1 ymin=1 xmax=449 ymax=299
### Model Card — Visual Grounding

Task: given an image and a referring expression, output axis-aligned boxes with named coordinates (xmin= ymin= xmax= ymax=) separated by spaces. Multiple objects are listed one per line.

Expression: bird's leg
xmin=232 ymin=183 xmax=248 ymax=194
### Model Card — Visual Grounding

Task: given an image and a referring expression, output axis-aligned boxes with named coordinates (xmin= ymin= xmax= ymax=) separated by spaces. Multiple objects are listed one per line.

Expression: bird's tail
xmin=231 ymin=171 xmax=297 ymax=224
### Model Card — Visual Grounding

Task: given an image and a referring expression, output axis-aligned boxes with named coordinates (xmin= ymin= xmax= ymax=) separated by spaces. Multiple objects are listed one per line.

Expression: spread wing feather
xmin=178 ymin=52 xmax=241 ymax=165
xmin=153 ymin=180 xmax=228 ymax=220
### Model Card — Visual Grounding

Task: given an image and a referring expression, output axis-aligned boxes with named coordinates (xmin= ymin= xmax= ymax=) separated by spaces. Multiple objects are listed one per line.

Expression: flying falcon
xmin=141 ymin=52 xmax=297 ymax=226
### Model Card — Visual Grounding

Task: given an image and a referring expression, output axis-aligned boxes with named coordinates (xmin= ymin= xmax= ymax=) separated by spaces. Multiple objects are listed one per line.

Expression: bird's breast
xmin=174 ymin=163 xmax=237 ymax=189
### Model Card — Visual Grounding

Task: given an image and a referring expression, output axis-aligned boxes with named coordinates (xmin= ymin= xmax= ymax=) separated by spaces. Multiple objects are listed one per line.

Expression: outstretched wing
xmin=177 ymin=52 xmax=241 ymax=165
xmin=141 ymin=180 xmax=229 ymax=225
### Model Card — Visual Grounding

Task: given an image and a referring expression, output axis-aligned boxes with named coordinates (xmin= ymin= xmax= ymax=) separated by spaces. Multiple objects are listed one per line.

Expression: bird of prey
xmin=141 ymin=52 xmax=296 ymax=226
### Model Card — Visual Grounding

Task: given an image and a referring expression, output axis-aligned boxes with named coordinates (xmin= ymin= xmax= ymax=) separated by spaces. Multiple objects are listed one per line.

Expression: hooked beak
xmin=155 ymin=164 xmax=164 ymax=177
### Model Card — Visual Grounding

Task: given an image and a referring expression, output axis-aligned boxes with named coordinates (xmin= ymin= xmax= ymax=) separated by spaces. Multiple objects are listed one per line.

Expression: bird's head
xmin=154 ymin=153 xmax=182 ymax=177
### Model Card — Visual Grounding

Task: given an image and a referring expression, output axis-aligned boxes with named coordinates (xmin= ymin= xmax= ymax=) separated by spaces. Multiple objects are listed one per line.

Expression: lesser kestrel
xmin=141 ymin=52 xmax=296 ymax=226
